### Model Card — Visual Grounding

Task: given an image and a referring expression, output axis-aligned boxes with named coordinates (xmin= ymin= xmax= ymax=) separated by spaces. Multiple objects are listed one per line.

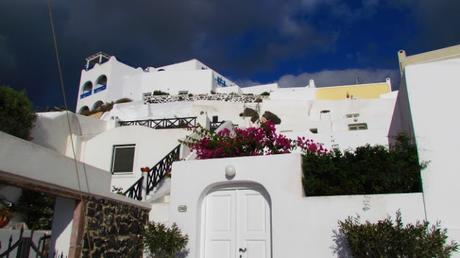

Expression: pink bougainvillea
xmin=183 ymin=121 xmax=327 ymax=159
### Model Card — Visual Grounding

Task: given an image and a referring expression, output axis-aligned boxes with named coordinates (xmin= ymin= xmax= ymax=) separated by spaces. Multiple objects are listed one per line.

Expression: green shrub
xmin=0 ymin=86 xmax=36 ymax=140
xmin=260 ymin=91 xmax=270 ymax=96
xmin=15 ymin=190 xmax=55 ymax=230
xmin=302 ymin=134 xmax=424 ymax=196
xmin=153 ymin=90 xmax=169 ymax=96
xmin=337 ymin=211 xmax=459 ymax=257
xmin=143 ymin=222 xmax=188 ymax=258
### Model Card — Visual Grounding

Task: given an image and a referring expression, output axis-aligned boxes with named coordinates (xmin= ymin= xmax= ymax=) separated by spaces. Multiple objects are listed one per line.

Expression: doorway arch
xmin=199 ymin=182 xmax=272 ymax=258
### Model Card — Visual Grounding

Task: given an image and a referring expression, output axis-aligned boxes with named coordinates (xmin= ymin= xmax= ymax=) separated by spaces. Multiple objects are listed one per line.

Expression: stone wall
xmin=81 ymin=197 xmax=149 ymax=258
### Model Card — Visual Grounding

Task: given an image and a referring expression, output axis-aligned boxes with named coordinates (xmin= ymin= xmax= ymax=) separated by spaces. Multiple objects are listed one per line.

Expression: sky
xmin=0 ymin=0 xmax=459 ymax=110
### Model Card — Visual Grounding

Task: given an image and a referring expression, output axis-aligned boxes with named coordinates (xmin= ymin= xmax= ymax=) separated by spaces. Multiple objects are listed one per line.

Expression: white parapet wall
xmin=170 ymin=153 xmax=426 ymax=258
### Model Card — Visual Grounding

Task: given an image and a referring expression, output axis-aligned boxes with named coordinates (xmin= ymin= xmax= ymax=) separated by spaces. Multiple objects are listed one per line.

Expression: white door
xmin=203 ymin=188 xmax=271 ymax=258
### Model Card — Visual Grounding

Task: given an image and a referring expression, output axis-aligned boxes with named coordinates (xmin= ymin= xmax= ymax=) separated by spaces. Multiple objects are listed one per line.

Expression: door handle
xmin=239 ymin=248 xmax=247 ymax=258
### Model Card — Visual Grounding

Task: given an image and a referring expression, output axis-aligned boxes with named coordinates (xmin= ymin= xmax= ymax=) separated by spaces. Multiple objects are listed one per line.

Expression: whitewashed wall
xmin=82 ymin=126 xmax=189 ymax=191
xmin=270 ymin=87 xmax=316 ymax=100
xmin=241 ymin=83 xmax=279 ymax=95
xmin=141 ymin=70 xmax=214 ymax=95
xmin=31 ymin=112 xmax=108 ymax=161
xmin=403 ymin=57 xmax=460 ymax=245
xmin=76 ymin=57 xmax=143 ymax=112
xmin=170 ymin=154 xmax=425 ymax=258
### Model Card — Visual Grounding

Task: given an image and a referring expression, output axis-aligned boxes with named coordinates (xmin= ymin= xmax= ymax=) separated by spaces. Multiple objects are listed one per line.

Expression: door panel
xmin=204 ymin=190 xmax=236 ymax=258
xmin=246 ymin=240 xmax=267 ymax=258
xmin=203 ymin=188 xmax=271 ymax=258
xmin=238 ymin=190 xmax=271 ymax=258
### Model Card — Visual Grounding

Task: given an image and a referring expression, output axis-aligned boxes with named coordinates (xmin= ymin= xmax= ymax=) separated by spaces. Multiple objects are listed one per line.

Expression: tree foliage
xmin=15 ymin=190 xmax=55 ymax=230
xmin=0 ymin=86 xmax=36 ymax=140
xmin=337 ymin=211 xmax=459 ymax=257
xmin=143 ymin=222 xmax=188 ymax=258
xmin=302 ymin=134 xmax=424 ymax=196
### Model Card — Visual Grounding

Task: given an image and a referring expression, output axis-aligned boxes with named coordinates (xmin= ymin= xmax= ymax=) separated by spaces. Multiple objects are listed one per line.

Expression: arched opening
xmin=79 ymin=106 xmax=90 ymax=114
xmin=96 ymin=75 xmax=107 ymax=87
xmin=92 ymin=100 xmax=104 ymax=111
xmin=199 ymin=182 xmax=272 ymax=258
xmin=82 ymin=81 xmax=93 ymax=93
xmin=320 ymin=110 xmax=331 ymax=120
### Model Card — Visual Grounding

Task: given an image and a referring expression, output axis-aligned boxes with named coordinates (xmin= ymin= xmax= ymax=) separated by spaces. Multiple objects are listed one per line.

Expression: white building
xmin=2 ymin=45 xmax=460 ymax=257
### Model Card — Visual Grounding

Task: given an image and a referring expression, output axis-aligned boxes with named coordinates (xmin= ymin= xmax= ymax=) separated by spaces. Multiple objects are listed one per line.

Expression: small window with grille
xmin=348 ymin=123 xmax=368 ymax=131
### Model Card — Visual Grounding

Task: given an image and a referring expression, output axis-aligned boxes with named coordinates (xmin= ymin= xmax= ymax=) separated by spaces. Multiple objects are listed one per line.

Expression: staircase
xmin=123 ymin=144 xmax=181 ymax=201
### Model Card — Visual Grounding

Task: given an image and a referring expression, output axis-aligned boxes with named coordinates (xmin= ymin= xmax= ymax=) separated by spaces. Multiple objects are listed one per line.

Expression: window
xmin=79 ymin=106 xmax=89 ymax=114
xmin=95 ymin=75 xmax=107 ymax=87
xmin=111 ymin=145 xmax=135 ymax=173
xmin=82 ymin=81 xmax=93 ymax=93
xmin=348 ymin=123 xmax=368 ymax=131
xmin=346 ymin=113 xmax=360 ymax=118
xmin=92 ymin=100 xmax=104 ymax=111
xmin=320 ymin=110 xmax=331 ymax=120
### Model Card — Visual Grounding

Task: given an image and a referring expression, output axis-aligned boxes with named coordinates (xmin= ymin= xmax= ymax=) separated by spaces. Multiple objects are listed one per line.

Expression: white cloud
xmin=278 ymin=68 xmax=398 ymax=88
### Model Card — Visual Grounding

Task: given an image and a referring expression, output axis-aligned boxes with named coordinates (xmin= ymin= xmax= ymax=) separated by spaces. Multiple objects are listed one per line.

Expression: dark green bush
xmin=337 ymin=211 xmax=458 ymax=257
xmin=260 ymin=91 xmax=270 ymax=96
xmin=143 ymin=222 xmax=188 ymax=258
xmin=153 ymin=90 xmax=169 ymax=95
xmin=15 ymin=190 xmax=55 ymax=230
xmin=302 ymin=134 xmax=424 ymax=196
xmin=0 ymin=86 xmax=36 ymax=140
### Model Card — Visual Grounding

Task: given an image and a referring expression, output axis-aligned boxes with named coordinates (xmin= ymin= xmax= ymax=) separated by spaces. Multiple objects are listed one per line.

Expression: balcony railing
xmin=146 ymin=145 xmax=180 ymax=195
xmin=123 ymin=177 xmax=144 ymax=201
xmin=80 ymin=91 xmax=92 ymax=99
xmin=119 ymin=117 xmax=197 ymax=130
xmin=123 ymin=145 xmax=181 ymax=200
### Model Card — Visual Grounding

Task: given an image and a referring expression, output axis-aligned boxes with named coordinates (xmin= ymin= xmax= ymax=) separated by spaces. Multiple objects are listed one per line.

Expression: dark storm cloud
xmin=390 ymin=0 xmax=460 ymax=51
xmin=0 ymin=0 xmax=337 ymax=108
xmin=57 ymin=0 xmax=338 ymax=73
xmin=0 ymin=0 xmax=459 ymax=109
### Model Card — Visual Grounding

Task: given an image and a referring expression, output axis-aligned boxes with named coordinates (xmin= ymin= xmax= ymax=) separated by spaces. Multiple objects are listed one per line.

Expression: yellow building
xmin=315 ymin=81 xmax=391 ymax=100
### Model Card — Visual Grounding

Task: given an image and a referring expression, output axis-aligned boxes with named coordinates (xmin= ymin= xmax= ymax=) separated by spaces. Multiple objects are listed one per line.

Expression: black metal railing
xmin=145 ymin=145 xmax=181 ymax=195
xmin=0 ymin=228 xmax=51 ymax=258
xmin=119 ymin=117 xmax=197 ymax=129
xmin=123 ymin=144 xmax=181 ymax=200
xmin=210 ymin=121 xmax=225 ymax=132
xmin=123 ymin=177 xmax=144 ymax=201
